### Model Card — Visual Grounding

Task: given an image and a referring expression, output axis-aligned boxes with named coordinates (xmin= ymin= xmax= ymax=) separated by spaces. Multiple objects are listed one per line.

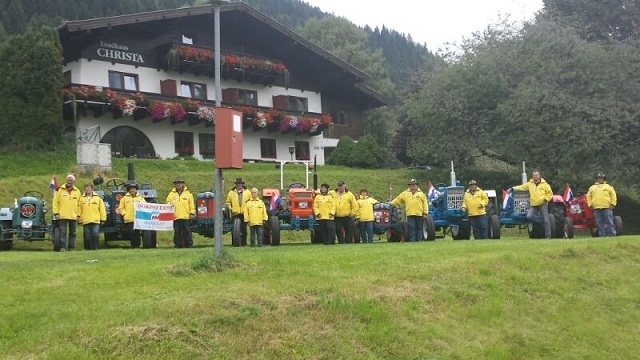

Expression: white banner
xmin=133 ymin=202 xmax=175 ymax=231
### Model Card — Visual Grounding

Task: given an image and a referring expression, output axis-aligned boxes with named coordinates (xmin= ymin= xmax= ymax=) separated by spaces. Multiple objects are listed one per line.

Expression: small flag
xmin=427 ymin=181 xmax=436 ymax=202
xmin=502 ymin=190 xmax=511 ymax=211
xmin=48 ymin=176 xmax=58 ymax=191
xmin=563 ymin=183 xmax=573 ymax=202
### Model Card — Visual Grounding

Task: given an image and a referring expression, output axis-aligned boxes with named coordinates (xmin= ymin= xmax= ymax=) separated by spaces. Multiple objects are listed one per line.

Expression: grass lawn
xmin=2 ymin=233 xmax=640 ymax=359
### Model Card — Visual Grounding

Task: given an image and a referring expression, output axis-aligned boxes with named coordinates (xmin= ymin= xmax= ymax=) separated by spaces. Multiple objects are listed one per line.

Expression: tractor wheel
xmin=352 ymin=223 xmax=361 ymax=243
xmin=527 ymin=223 xmax=544 ymax=239
xmin=614 ymin=216 xmax=623 ymax=236
xmin=387 ymin=221 xmax=406 ymax=242
xmin=488 ymin=214 xmax=501 ymax=239
xmin=143 ymin=231 xmax=156 ymax=248
xmin=451 ymin=225 xmax=471 ymax=240
xmin=423 ymin=215 xmax=436 ymax=241
xmin=548 ymin=214 xmax=556 ymax=239
xmin=0 ymin=240 xmax=13 ymax=251
xmin=231 ymin=217 xmax=243 ymax=247
xmin=562 ymin=217 xmax=574 ymax=239
xmin=267 ymin=216 xmax=280 ymax=246
xmin=590 ymin=228 xmax=599 ymax=237
xmin=390 ymin=206 xmax=402 ymax=223
xmin=310 ymin=225 xmax=322 ymax=244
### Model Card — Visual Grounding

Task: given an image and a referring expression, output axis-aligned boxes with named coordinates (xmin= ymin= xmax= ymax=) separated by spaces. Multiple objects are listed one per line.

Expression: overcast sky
xmin=301 ymin=0 xmax=544 ymax=52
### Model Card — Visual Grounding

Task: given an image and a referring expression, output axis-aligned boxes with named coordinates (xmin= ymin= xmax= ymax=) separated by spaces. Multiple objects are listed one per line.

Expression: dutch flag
xmin=427 ymin=181 xmax=436 ymax=202
xmin=502 ymin=190 xmax=511 ymax=211
xmin=563 ymin=183 xmax=574 ymax=202
xmin=48 ymin=176 xmax=58 ymax=191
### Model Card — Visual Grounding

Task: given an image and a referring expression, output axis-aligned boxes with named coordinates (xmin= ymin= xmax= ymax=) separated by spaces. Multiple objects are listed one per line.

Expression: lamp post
xmin=213 ymin=0 xmax=230 ymax=256
xmin=288 ymin=145 xmax=295 ymax=160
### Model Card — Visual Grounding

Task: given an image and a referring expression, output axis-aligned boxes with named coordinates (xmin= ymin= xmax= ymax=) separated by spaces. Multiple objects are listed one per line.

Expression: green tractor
xmin=0 ymin=191 xmax=56 ymax=251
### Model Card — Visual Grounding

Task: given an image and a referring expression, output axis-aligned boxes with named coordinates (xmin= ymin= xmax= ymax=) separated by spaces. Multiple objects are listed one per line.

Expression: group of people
xmin=53 ymin=175 xmax=196 ymax=251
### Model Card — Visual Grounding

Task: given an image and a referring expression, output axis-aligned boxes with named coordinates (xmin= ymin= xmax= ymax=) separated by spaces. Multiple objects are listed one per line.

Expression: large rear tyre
xmin=143 ymin=231 xmax=156 ymax=248
xmin=614 ymin=216 xmax=623 ymax=235
xmin=0 ymin=240 xmax=13 ymax=251
xmin=423 ymin=215 xmax=436 ymax=241
xmin=451 ymin=225 xmax=471 ymax=240
xmin=387 ymin=222 xmax=403 ymax=242
xmin=488 ymin=214 xmax=501 ymax=239
xmin=231 ymin=217 xmax=243 ymax=247
xmin=548 ymin=214 xmax=556 ymax=239
xmin=266 ymin=216 xmax=280 ymax=246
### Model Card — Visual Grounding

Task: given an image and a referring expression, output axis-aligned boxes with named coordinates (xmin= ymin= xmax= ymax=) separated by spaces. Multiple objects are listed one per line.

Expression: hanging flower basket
xmin=132 ymin=108 xmax=147 ymax=120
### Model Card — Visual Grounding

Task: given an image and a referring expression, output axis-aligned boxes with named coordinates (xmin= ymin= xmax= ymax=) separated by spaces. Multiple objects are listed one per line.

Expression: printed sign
xmin=134 ymin=202 xmax=175 ymax=231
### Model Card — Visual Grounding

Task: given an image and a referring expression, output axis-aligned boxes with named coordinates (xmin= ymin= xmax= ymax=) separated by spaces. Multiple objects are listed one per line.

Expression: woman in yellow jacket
xmin=243 ymin=188 xmax=268 ymax=247
xmin=117 ymin=182 xmax=146 ymax=248
xmin=356 ymin=188 xmax=378 ymax=243
xmin=461 ymin=180 xmax=489 ymax=239
xmin=78 ymin=183 xmax=107 ymax=250
xmin=390 ymin=179 xmax=428 ymax=242
xmin=508 ymin=169 xmax=553 ymax=239
xmin=313 ymin=183 xmax=337 ymax=245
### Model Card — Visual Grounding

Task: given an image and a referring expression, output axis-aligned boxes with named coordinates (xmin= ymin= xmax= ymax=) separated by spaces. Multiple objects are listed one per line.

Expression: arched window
xmin=101 ymin=126 xmax=155 ymax=158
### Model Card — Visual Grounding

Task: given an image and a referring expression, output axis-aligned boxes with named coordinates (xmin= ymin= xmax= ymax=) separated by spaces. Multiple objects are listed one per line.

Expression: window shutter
xmin=160 ymin=79 xmax=177 ymax=97
xmin=273 ymin=95 xmax=289 ymax=110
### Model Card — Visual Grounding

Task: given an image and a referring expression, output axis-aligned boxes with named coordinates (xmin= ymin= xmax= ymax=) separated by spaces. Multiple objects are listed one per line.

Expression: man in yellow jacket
xmin=53 ymin=174 xmax=82 ymax=251
xmin=587 ymin=172 xmax=617 ymax=237
xmin=313 ymin=183 xmax=337 ymax=245
xmin=356 ymin=188 xmax=378 ymax=243
xmin=329 ymin=181 xmax=357 ymax=243
xmin=509 ymin=169 xmax=553 ymax=239
xmin=226 ymin=178 xmax=251 ymax=246
xmin=243 ymin=188 xmax=268 ymax=247
xmin=461 ymin=180 xmax=489 ymax=239
xmin=78 ymin=183 xmax=107 ymax=250
xmin=166 ymin=177 xmax=196 ymax=248
xmin=118 ymin=182 xmax=146 ymax=248
xmin=391 ymin=179 xmax=428 ymax=242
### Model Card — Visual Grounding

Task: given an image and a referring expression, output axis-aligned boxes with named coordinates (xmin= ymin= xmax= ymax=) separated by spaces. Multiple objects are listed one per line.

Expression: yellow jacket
xmin=53 ymin=186 xmax=82 ymax=220
xmin=78 ymin=192 xmax=107 ymax=225
xmin=462 ymin=188 xmax=489 ymax=217
xmin=226 ymin=188 xmax=251 ymax=216
xmin=313 ymin=193 xmax=336 ymax=220
xmin=166 ymin=187 xmax=195 ymax=220
xmin=243 ymin=198 xmax=268 ymax=226
xmin=328 ymin=189 xmax=357 ymax=217
xmin=513 ymin=178 xmax=553 ymax=206
xmin=356 ymin=196 xmax=379 ymax=222
xmin=587 ymin=182 xmax=617 ymax=209
xmin=390 ymin=188 xmax=428 ymax=216
xmin=118 ymin=192 xmax=146 ymax=223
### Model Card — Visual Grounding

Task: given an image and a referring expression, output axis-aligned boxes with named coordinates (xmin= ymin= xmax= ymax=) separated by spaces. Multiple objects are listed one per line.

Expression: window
xmin=239 ymin=89 xmax=257 ymax=106
xmin=174 ymin=131 xmax=194 ymax=155
xmin=330 ymin=106 xmax=352 ymax=126
xmin=260 ymin=138 xmax=276 ymax=158
xmin=199 ymin=133 xmax=215 ymax=158
xmin=109 ymin=71 xmax=138 ymax=91
xmin=294 ymin=141 xmax=310 ymax=160
xmin=289 ymin=96 xmax=308 ymax=112
xmin=182 ymin=34 xmax=194 ymax=45
xmin=180 ymin=81 xmax=207 ymax=100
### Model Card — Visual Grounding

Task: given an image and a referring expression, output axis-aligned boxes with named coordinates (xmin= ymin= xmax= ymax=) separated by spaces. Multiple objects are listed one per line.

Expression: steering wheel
xmin=24 ymin=191 xmax=44 ymax=199
xmin=106 ymin=178 xmax=126 ymax=191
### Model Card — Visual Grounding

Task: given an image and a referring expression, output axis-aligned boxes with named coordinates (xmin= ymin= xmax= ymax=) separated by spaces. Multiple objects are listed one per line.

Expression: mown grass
xmin=2 ymin=237 xmax=640 ymax=359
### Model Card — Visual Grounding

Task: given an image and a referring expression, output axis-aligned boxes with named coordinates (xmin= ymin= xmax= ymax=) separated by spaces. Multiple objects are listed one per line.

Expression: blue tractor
xmin=0 ymin=191 xmax=56 ymax=250
xmin=425 ymin=162 xmax=469 ymax=240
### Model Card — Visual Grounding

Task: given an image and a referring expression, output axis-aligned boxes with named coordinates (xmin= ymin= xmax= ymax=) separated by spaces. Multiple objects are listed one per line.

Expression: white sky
xmin=302 ymin=0 xmax=544 ymax=52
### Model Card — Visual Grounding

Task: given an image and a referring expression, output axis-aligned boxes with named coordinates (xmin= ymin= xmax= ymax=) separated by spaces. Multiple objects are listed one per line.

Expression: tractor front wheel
xmin=231 ymin=217 xmax=243 ymax=247
xmin=266 ymin=216 xmax=280 ymax=246
xmin=488 ymin=215 xmax=501 ymax=239
xmin=614 ymin=216 xmax=623 ymax=235
xmin=562 ymin=217 xmax=574 ymax=239
xmin=423 ymin=215 xmax=436 ymax=241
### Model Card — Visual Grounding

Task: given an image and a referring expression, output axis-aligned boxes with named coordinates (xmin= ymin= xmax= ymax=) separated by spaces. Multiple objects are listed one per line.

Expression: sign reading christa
xmin=96 ymin=41 xmax=144 ymax=63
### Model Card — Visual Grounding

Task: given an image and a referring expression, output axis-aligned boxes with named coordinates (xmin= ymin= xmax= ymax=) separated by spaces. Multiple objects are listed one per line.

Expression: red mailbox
xmin=214 ymin=107 xmax=243 ymax=169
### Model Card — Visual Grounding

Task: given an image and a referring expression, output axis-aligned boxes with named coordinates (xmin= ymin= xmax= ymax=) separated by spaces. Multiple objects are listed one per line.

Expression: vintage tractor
xmin=190 ymin=191 xmax=235 ymax=242
xmin=0 ymin=191 xmax=55 ymax=250
xmin=564 ymin=192 xmax=622 ymax=237
xmin=547 ymin=194 xmax=575 ymax=238
xmin=265 ymin=184 xmax=318 ymax=244
xmin=376 ymin=202 xmax=407 ymax=242
xmin=425 ymin=162 xmax=470 ymax=240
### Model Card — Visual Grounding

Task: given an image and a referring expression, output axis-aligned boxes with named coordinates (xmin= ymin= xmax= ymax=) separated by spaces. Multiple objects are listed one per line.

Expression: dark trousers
xmin=83 ymin=223 xmax=100 ymax=250
xmin=249 ymin=225 xmax=264 ymax=247
xmin=335 ymin=216 xmax=354 ymax=244
xmin=406 ymin=216 xmax=424 ymax=242
xmin=318 ymin=220 xmax=336 ymax=245
xmin=125 ymin=222 xmax=142 ymax=248
xmin=173 ymin=219 xmax=194 ymax=248
xmin=469 ymin=215 xmax=488 ymax=239
xmin=234 ymin=214 xmax=248 ymax=246
xmin=57 ymin=219 xmax=77 ymax=250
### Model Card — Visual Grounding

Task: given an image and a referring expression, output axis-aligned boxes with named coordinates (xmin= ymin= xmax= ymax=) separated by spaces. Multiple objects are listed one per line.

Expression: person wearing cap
xmin=329 ymin=181 xmax=358 ymax=244
xmin=587 ymin=173 xmax=617 ymax=237
xmin=461 ymin=180 xmax=489 ymax=239
xmin=78 ymin=183 xmax=107 ymax=250
xmin=508 ymin=169 xmax=553 ymax=239
xmin=226 ymin=178 xmax=251 ymax=246
xmin=53 ymin=174 xmax=82 ymax=251
xmin=313 ymin=183 xmax=337 ymax=245
xmin=390 ymin=179 xmax=429 ymax=242
xmin=118 ymin=182 xmax=146 ymax=248
xmin=356 ymin=188 xmax=379 ymax=243
xmin=166 ymin=177 xmax=196 ymax=248
xmin=243 ymin=188 xmax=268 ymax=247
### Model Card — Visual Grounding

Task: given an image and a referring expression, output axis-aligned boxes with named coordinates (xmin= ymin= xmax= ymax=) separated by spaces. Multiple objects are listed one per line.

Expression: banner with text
xmin=134 ymin=202 xmax=175 ymax=231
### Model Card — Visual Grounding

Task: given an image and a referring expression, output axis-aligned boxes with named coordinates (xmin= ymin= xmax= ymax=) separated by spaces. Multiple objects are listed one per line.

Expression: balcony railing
xmin=163 ymin=43 xmax=289 ymax=86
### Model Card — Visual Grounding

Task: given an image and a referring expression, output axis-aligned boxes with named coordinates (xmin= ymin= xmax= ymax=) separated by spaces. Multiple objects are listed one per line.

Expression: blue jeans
xmin=593 ymin=208 xmax=615 ymax=237
xmin=469 ymin=215 xmax=488 ymax=239
xmin=83 ymin=223 xmax=100 ymax=250
xmin=406 ymin=216 xmax=424 ymax=242
xmin=250 ymin=225 xmax=264 ymax=246
xmin=526 ymin=203 xmax=550 ymax=238
xmin=359 ymin=221 xmax=374 ymax=243
xmin=58 ymin=219 xmax=77 ymax=250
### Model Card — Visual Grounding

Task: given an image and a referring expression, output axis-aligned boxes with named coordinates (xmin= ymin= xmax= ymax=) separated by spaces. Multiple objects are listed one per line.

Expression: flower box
xmin=132 ymin=108 xmax=147 ymax=121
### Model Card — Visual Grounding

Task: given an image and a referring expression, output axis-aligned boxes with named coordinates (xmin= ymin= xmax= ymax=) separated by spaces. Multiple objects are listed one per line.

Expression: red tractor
xmin=564 ymin=192 xmax=622 ymax=237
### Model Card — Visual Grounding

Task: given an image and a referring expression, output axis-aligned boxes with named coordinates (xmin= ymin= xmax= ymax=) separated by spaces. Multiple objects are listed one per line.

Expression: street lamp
xmin=288 ymin=146 xmax=295 ymax=160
